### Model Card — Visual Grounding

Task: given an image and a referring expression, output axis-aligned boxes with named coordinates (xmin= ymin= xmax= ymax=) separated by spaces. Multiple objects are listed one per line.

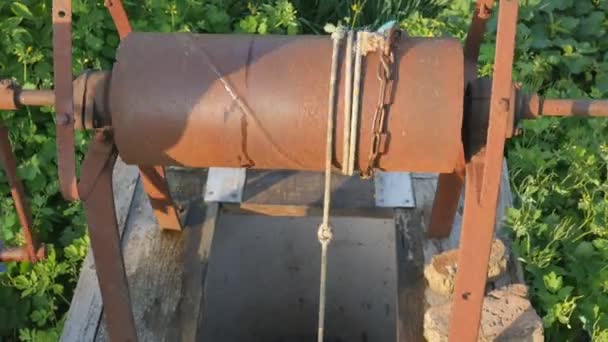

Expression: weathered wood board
xmin=61 ymin=163 xmax=518 ymax=342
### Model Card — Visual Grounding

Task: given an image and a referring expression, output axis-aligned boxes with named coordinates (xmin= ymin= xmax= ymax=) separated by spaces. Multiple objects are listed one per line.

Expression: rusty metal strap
xmin=53 ymin=0 xmax=78 ymax=201
xmin=105 ymin=0 xmax=132 ymax=39
xmin=77 ymin=129 xmax=116 ymax=201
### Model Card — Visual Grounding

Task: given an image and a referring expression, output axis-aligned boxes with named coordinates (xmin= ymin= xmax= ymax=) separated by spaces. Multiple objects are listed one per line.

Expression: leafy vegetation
xmin=0 ymin=0 xmax=607 ymax=341
xmin=495 ymin=1 xmax=608 ymax=340
xmin=405 ymin=0 xmax=608 ymax=339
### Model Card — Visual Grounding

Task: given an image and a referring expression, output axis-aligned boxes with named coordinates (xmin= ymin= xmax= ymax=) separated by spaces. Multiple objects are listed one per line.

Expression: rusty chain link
xmin=362 ymin=28 xmax=400 ymax=178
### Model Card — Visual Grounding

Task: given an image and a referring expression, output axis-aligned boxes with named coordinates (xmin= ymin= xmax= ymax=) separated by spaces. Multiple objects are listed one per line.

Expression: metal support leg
xmin=428 ymin=148 xmax=465 ymax=238
xmin=140 ymin=166 xmax=184 ymax=231
xmin=80 ymin=137 xmax=138 ymax=342
xmin=448 ymin=153 xmax=501 ymax=341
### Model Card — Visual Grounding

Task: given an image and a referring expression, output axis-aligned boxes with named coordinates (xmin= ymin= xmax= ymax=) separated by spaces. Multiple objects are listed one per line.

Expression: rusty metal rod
xmin=17 ymin=90 xmax=54 ymax=107
xmin=1 ymin=81 xmax=55 ymax=109
xmin=0 ymin=246 xmax=46 ymax=262
xmin=540 ymin=98 xmax=608 ymax=117
xmin=522 ymin=95 xmax=608 ymax=118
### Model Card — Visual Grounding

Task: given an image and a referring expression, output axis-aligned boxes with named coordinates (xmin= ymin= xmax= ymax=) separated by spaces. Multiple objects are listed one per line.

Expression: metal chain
xmin=361 ymin=27 xmax=399 ymax=179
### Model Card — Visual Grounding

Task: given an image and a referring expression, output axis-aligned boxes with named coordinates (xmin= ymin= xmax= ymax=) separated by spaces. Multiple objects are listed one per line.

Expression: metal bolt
xmin=499 ymin=98 xmax=510 ymax=112
xmin=57 ymin=113 xmax=71 ymax=126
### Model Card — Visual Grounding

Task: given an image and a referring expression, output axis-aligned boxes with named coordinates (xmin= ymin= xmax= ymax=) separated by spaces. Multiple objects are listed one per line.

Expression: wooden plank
xmin=94 ymin=169 xmax=210 ymax=341
xmin=179 ymin=202 xmax=219 ymax=341
xmin=394 ymin=175 xmax=437 ymax=341
xmin=394 ymin=209 xmax=425 ymax=341
xmin=60 ymin=158 xmax=139 ymax=342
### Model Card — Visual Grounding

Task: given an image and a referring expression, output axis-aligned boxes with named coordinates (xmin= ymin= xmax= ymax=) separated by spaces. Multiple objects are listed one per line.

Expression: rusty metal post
xmin=428 ymin=153 xmax=465 ymax=238
xmin=448 ymin=0 xmax=518 ymax=341
xmin=463 ymin=0 xmax=494 ymax=78
xmin=53 ymin=0 xmax=79 ymax=201
xmin=79 ymin=131 xmax=138 ymax=342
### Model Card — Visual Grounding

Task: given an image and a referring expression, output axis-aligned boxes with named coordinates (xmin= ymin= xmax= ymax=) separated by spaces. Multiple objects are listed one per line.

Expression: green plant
xmin=498 ymin=1 xmax=608 ymax=339
xmin=404 ymin=0 xmax=608 ymax=339
xmin=475 ymin=0 xmax=608 ymax=339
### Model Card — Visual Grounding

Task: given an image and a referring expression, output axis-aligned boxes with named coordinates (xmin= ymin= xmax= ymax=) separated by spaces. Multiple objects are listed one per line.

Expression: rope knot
xmin=317 ymin=223 xmax=333 ymax=244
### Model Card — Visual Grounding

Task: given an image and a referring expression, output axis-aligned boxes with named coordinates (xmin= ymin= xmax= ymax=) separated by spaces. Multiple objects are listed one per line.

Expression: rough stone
xmin=424 ymin=239 xmax=508 ymax=296
xmin=424 ymin=284 xmax=544 ymax=341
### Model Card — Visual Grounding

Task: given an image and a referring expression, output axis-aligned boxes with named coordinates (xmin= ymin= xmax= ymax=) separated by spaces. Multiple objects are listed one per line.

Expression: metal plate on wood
xmin=204 ymin=167 xmax=246 ymax=203
xmin=374 ymin=171 xmax=415 ymax=208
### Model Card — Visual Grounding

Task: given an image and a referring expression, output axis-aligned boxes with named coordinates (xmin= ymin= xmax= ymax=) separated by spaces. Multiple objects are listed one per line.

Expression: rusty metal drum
xmin=109 ymin=32 xmax=463 ymax=173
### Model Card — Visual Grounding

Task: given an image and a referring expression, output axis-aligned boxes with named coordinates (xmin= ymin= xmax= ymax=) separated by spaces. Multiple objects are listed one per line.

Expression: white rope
xmin=317 ymin=27 xmax=344 ymax=342
xmin=347 ymin=31 xmax=364 ymax=176
xmin=341 ymin=31 xmax=354 ymax=175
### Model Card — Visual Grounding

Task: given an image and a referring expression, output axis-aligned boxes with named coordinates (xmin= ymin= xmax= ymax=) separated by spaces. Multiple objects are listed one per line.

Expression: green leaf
xmin=10 ymin=2 xmax=34 ymax=19
xmin=544 ymin=272 xmax=563 ymax=293
xmin=578 ymin=11 xmax=605 ymax=37
xmin=574 ymin=241 xmax=595 ymax=258
xmin=596 ymin=73 xmax=608 ymax=94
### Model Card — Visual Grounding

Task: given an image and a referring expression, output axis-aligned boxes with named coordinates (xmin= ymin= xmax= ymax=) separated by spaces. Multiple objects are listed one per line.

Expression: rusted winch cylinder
xmin=109 ymin=33 xmax=464 ymax=173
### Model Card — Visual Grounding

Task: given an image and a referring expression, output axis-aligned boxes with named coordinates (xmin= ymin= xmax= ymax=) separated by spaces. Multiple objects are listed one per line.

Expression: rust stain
xmin=239 ymin=112 xmax=255 ymax=167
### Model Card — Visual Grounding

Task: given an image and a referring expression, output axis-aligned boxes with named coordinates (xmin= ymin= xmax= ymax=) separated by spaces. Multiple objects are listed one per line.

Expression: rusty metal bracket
xmin=140 ymin=166 xmax=185 ymax=231
xmin=52 ymin=0 xmax=78 ymax=201
xmin=427 ymin=149 xmax=465 ymax=238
